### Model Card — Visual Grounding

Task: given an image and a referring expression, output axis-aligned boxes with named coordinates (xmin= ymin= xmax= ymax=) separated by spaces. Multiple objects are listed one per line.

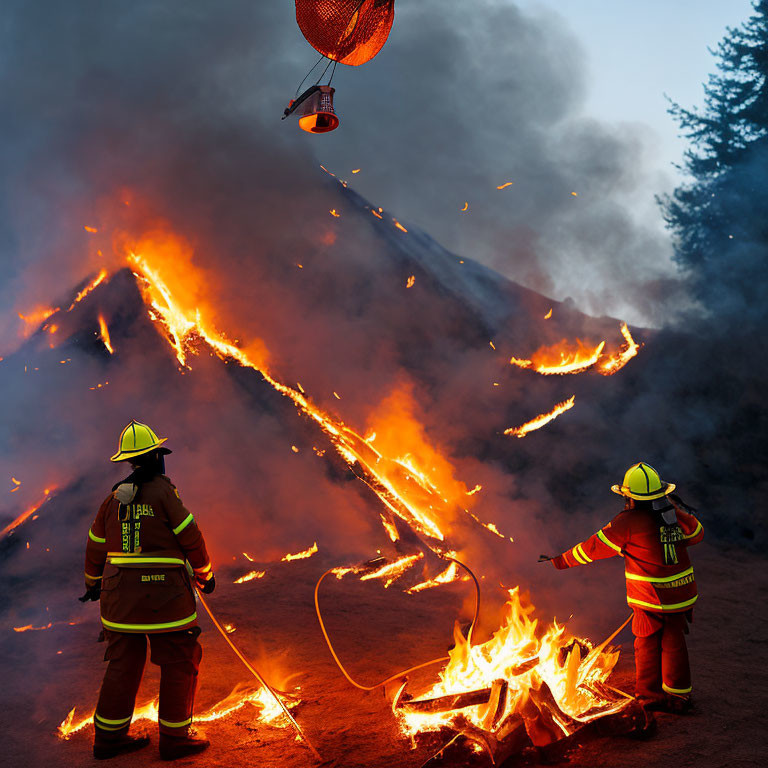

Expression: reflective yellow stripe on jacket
xmin=625 ymin=566 xmax=694 ymax=583
xmin=88 ymin=529 xmax=106 ymax=544
xmin=627 ymin=595 xmax=698 ymax=611
xmin=101 ymin=612 xmax=197 ymax=632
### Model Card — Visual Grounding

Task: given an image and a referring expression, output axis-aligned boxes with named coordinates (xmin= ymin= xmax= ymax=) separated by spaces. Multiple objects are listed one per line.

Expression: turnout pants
xmin=94 ymin=628 xmax=202 ymax=740
xmin=632 ymin=610 xmax=691 ymax=700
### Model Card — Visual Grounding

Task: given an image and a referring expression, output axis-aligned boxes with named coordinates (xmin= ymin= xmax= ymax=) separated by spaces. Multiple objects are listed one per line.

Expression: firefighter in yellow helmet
xmin=543 ymin=463 xmax=703 ymax=712
xmin=82 ymin=421 xmax=215 ymax=760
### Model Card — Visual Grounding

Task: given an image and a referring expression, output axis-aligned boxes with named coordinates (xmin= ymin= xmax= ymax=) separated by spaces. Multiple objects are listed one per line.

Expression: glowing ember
xmin=393 ymin=219 xmax=408 ymax=233
xmin=497 ymin=182 xmax=514 ymax=189
xmin=97 ymin=315 xmax=113 ymax=354
xmin=352 ymin=168 xmax=361 ymax=174
xmin=371 ymin=209 xmax=383 ymax=219
xmin=399 ymin=588 xmax=625 ymax=738
xmin=544 ymin=308 xmax=553 ymax=319
xmin=466 ymin=484 xmax=482 ymax=496
xmin=406 ymin=275 xmax=416 ymax=288
xmin=511 ymin=340 xmax=606 ymax=376
xmin=234 ymin=570 xmax=266 ymax=584
xmin=329 ymin=209 xmax=340 ymax=218
xmin=1 ymin=487 xmax=56 ymax=537
xmin=504 ymin=396 xmax=576 ymax=438
xmin=460 ymin=202 xmax=469 ymax=212
xmin=281 ymin=543 xmax=318 ymax=562
xmin=84 ymin=225 xmax=98 ymax=233
xmin=599 ymin=323 xmax=640 ymax=375
xmin=13 ymin=620 xmax=79 ymax=633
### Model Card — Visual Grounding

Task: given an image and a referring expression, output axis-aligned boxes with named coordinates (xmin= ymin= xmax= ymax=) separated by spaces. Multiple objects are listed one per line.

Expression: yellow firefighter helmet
xmin=110 ymin=420 xmax=170 ymax=462
xmin=611 ymin=462 xmax=675 ymax=500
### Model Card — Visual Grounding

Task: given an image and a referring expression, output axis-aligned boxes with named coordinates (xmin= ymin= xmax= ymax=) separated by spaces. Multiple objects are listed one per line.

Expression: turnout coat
xmin=84 ymin=475 xmax=212 ymax=633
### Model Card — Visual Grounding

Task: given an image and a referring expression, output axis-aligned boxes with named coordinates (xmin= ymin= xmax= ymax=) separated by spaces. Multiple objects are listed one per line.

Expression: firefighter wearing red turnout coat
xmin=548 ymin=463 xmax=703 ymax=712
xmin=82 ymin=421 xmax=216 ymax=760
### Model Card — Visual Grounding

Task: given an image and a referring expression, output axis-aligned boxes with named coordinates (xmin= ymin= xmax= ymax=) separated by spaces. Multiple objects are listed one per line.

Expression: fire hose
xmin=190 ymin=571 xmax=324 ymax=762
xmin=315 ymin=555 xmax=633 ymax=697
xmin=314 ymin=555 xmax=481 ymax=692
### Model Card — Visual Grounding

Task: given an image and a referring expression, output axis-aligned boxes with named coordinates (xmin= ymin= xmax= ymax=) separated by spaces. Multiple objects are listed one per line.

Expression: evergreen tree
xmin=660 ymin=0 xmax=768 ymax=323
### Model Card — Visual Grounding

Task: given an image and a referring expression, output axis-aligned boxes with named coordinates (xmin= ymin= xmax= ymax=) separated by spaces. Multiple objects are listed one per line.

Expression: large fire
xmin=398 ymin=588 xmax=627 ymax=743
xmin=15 ymin=224 xmax=643 ymax=756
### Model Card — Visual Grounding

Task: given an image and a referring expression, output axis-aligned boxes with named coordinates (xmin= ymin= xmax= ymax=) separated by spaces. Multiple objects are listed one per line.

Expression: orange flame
xmin=393 ymin=220 xmax=408 ymax=233
xmin=460 ymin=202 xmax=469 ymax=212
xmin=406 ymin=561 xmax=463 ymax=593
xmin=504 ymin=396 xmax=576 ymax=438
xmin=57 ymin=683 xmax=297 ymax=740
xmin=97 ymin=315 xmax=113 ymax=354
xmin=544 ymin=308 xmax=553 ymax=320
xmin=281 ymin=542 xmax=318 ymax=562
xmin=234 ymin=570 xmax=266 ymax=584
xmin=13 ymin=620 xmax=79 ymax=633
xmin=399 ymin=588 xmax=625 ymax=738
xmin=128 ymin=246 xmax=479 ymax=546
xmin=67 ymin=269 xmax=107 ymax=311
xmin=18 ymin=306 xmax=58 ymax=336
xmin=511 ymin=340 xmax=606 ymax=376
xmin=599 ymin=323 xmax=640 ymax=375
xmin=1 ymin=487 xmax=56 ymax=537
xmin=406 ymin=275 xmax=415 ymax=288
xmin=359 ymin=553 xmax=423 ymax=588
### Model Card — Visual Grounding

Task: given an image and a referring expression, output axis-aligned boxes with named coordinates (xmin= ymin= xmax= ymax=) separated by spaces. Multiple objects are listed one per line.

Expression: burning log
xmin=399 ymin=687 xmax=494 ymax=714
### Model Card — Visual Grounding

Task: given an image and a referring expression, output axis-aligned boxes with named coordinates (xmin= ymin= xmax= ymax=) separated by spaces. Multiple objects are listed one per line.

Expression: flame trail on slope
xmin=504 ymin=396 xmax=576 ymax=438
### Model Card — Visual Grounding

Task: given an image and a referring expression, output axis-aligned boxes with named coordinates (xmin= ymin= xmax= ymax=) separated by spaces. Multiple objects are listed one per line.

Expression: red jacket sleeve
xmin=163 ymin=482 xmax=213 ymax=582
xmin=84 ymin=496 xmax=110 ymax=586
xmin=677 ymin=509 xmax=704 ymax=547
xmin=551 ymin=512 xmax=629 ymax=570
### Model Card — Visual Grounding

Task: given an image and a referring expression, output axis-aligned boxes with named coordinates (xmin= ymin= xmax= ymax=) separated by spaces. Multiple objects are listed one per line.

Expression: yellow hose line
xmin=313 ymin=555 xmax=481 ymax=692
xmin=195 ymin=588 xmax=323 ymax=762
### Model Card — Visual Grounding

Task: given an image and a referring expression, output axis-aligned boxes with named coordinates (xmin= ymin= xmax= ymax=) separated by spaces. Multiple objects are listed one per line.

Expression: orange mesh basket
xmin=295 ymin=0 xmax=395 ymax=66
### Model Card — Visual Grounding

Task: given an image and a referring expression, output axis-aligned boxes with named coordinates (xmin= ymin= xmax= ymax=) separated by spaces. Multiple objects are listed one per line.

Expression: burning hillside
xmin=0 ymin=200 xmax=656 ymax=765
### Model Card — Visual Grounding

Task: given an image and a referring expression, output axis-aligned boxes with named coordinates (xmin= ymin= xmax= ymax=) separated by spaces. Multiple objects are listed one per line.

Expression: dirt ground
xmin=2 ymin=543 xmax=765 ymax=768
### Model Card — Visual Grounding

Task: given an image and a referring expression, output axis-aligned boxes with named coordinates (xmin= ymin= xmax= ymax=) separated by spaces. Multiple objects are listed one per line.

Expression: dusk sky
xmin=518 ymin=0 xmax=755 ymax=179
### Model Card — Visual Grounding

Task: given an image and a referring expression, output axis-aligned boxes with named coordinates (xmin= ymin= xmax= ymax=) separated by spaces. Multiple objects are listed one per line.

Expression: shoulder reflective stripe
xmin=173 ymin=513 xmax=195 ymax=535
xmin=88 ymin=529 xmax=107 ymax=544
xmin=95 ymin=713 xmax=132 ymax=726
xmin=159 ymin=717 xmax=192 ymax=728
xmin=662 ymin=683 xmax=692 ymax=695
xmin=625 ymin=566 xmax=694 ymax=583
xmin=627 ymin=595 xmax=698 ymax=611
xmin=194 ymin=561 xmax=212 ymax=573
xmin=597 ymin=529 xmax=622 ymax=554
xmin=576 ymin=543 xmax=592 ymax=563
xmin=571 ymin=545 xmax=587 ymax=565
xmin=108 ymin=557 xmax=185 ymax=566
xmin=683 ymin=521 xmax=703 ymax=539
xmin=85 ymin=572 xmax=103 ymax=580
xmin=101 ymin=612 xmax=197 ymax=632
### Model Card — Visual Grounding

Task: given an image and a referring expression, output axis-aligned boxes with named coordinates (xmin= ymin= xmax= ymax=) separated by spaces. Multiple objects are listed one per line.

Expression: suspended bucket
xmin=283 ymin=85 xmax=340 ymax=134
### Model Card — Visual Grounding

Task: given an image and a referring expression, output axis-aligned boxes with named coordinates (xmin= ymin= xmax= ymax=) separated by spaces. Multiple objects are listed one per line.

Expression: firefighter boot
xmin=93 ymin=734 xmax=150 ymax=760
xmin=159 ymin=732 xmax=210 ymax=760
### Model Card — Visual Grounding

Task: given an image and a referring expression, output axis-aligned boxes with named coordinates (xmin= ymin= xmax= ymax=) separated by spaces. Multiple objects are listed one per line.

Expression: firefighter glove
xmin=79 ymin=585 xmax=101 ymax=602
xmin=197 ymin=574 xmax=216 ymax=594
